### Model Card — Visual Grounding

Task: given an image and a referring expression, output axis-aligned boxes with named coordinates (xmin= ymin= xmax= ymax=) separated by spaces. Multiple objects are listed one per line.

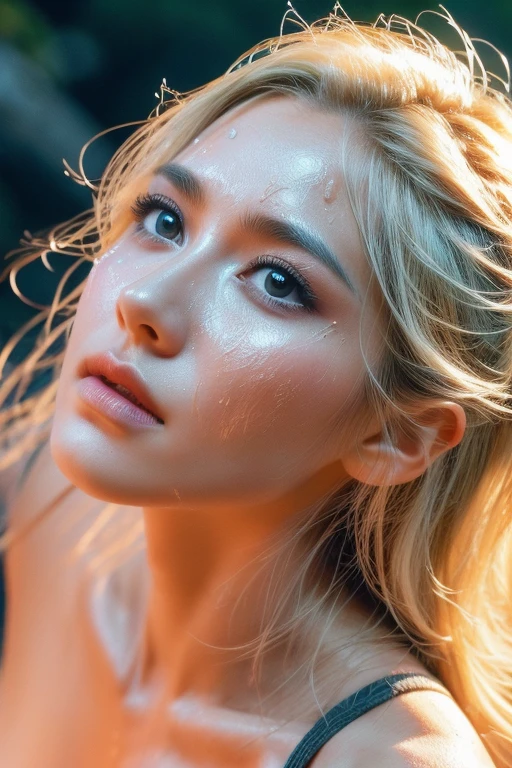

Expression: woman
xmin=0 ymin=7 xmax=510 ymax=767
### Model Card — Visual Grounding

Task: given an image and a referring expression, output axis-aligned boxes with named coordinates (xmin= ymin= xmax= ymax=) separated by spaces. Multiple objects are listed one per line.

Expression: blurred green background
xmin=0 ymin=0 xmax=511 ymax=345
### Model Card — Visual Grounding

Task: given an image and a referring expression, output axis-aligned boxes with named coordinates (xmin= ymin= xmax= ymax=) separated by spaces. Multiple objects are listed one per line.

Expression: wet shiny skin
xmin=44 ymin=96 xmax=468 ymax=765
xmin=55 ymin=95 xmax=376 ymax=511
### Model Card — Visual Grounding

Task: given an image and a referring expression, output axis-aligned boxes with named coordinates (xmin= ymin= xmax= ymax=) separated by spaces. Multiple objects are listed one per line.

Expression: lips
xmin=97 ymin=375 xmax=153 ymax=413
xmin=81 ymin=352 xmax=164 ymax=423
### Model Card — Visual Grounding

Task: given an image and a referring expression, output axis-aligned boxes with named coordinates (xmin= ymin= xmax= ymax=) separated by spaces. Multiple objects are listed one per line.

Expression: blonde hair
xmin=1 ymin=5 xmax=512 ymax=764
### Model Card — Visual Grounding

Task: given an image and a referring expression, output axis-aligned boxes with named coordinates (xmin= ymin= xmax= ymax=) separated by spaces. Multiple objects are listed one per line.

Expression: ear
xmin=341 ymin=402 xmax=466 ymax=487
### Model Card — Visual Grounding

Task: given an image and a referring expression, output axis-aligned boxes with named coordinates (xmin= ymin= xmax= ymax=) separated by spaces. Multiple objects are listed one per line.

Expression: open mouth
xmin=98 ymin=375 xmax=160 ymax=418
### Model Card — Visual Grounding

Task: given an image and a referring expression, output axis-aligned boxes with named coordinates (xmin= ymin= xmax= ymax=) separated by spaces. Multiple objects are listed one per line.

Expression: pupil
xmin=265 ymin=269 xmax=292 ymax=298
xmin=156 ymin=211 xmax=180 ymax=239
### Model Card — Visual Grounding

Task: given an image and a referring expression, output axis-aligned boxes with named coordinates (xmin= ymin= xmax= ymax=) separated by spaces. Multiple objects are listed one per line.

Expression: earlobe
xmin=342 ymin=402 xmax=466 ymax=487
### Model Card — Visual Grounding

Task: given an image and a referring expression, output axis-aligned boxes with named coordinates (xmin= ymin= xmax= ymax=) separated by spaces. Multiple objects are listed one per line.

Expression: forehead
xmin=176 ymin=94 xmax=346 ymax=184
xmin=166 ymin=96 xmax=370 ymax=293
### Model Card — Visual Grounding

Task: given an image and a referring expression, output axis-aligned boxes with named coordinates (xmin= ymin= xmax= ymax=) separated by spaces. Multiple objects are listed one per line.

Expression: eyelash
xmin=131 ymin=193 xmax=184 ymax=241
xmin=130 ymin=192 xmax=319 ymax=314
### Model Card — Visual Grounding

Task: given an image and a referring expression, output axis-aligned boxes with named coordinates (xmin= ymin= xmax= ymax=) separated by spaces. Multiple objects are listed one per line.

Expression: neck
xmin=141 ymin=496 xmax=310 ymax=707
xmin=137 ymin=464 xmax=413 ymax=717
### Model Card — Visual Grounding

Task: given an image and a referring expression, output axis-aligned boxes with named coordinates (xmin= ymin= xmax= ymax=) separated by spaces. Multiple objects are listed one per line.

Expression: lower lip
xmin=76 ymin=375 xmax=163 ymax=428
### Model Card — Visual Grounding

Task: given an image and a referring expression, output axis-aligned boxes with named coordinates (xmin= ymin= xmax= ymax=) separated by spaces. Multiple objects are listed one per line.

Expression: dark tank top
xmin=283 ymin=672 xmax=451 ymax=767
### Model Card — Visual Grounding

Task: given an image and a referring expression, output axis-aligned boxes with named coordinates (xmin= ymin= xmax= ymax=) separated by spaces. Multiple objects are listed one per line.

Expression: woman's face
xmin=52 ymin=95 xmax=380 ymax=511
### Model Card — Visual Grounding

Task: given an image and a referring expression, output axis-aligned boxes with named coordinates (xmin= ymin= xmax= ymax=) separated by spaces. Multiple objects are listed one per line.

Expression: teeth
xmin=113 ymin=383 xmax=137 ymax=402
xmin=101 ymin=376 xmax=148 ymax=411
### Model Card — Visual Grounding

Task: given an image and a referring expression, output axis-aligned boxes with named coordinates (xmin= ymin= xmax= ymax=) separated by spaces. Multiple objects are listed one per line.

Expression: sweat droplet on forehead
xmin=323 ymin=179 xmax=337 ymax=203
xmin=228 ymin=128 xmax=237 ymax=139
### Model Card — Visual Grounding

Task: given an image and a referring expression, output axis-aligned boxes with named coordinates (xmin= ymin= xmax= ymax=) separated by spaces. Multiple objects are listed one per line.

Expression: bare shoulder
xmin=312 ymin=688 xmax=496 ymax=768
xmin=3 ymin=434 xmax=95 ymax=600
xmin=4 ymin=432 xmax=143 ymax=574
xmin=0 ymin=436 xmax=49 ymax=520
xmin=5 ymin=434 xmax=71 ymax=531
xmin=2 ymin=430 xmax=146 ymax=680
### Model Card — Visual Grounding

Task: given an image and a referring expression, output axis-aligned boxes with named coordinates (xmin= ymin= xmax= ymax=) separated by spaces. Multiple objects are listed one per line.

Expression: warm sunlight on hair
xmin=1 ymin=5 xmax=512 ymax=767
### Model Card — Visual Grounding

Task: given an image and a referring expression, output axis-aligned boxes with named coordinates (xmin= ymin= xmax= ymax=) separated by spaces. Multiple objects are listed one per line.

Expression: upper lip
xmin=81 ymin=352 xmax=164 ymax=423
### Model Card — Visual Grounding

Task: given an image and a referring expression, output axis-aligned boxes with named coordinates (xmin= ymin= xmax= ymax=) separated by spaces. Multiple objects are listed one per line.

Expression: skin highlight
xmin=48 ymin=95 xmax=465 ymax=750
xmin=2 ymin=5 xmax=510 ymax=760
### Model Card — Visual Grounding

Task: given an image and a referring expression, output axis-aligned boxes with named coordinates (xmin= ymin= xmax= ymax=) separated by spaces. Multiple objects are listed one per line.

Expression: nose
xmin=115 ymin=254 xmax=200 ymax=357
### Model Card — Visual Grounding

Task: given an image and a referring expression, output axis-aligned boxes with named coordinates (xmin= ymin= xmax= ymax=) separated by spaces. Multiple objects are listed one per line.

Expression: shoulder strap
xmin=282 ymin=672 xmax=451 ymax=768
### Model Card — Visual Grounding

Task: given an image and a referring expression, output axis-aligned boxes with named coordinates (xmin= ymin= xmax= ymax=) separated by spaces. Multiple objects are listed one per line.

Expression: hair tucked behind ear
xmin=2 ymin=6 xmax=512 ymax=765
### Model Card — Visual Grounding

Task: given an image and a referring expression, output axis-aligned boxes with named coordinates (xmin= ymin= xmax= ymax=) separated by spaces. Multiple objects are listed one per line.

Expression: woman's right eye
xmin=131 ymin=193 xmax=184 ymax=245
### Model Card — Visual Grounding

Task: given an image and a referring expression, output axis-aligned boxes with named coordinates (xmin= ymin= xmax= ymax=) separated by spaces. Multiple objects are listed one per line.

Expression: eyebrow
xmin=155 ymin=162 xmax=358 ymax=297
xmin=156 ymin=163 xmax=205 ymax=206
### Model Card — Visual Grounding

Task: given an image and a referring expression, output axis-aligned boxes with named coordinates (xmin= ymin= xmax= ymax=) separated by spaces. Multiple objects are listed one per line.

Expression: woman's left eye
xmin=131 ymin=193 xmax=184 ymax=245
xmin=241 ymin=255 xmax=318 ymax=314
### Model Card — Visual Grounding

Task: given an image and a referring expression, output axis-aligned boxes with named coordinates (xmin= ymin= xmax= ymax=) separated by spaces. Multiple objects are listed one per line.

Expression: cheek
xmin=55 ymin=251 xmax=128 ymax=397
xmin=64 ymin=243 xmax=132 ymax=348
xmin=192 ymin=329 xmax=362 ymax=463
xmin=79 ymin=248 xmax=124 ymax=315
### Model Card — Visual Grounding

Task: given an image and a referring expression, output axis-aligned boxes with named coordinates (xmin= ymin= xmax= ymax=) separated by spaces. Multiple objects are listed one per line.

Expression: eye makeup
xmin=130 ymin=191 xmax=321 ymax=315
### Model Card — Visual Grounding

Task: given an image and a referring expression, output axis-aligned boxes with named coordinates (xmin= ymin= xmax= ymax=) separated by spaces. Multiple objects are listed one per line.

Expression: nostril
xmin=141 ymin=324 xmax=158 ymax=340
